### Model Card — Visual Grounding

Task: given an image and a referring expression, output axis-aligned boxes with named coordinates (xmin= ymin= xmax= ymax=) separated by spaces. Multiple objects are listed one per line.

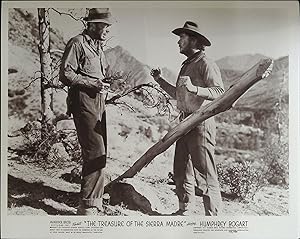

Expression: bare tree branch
xmin=50 ymin=8 xmax=86 ymax=26
xmin=50 ymin=49 xmax=64 ymax=54
xmin=106 ymin=82 xmax=173 ymax=118
xmin=114 ymin=101 xmax=136 ymax=112
xmin=23 ymin=71 xmax=43 ymax=90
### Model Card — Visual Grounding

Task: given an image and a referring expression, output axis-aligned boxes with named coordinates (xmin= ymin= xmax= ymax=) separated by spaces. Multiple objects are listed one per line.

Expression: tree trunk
xmin=38 ymin=8 xmax=54 ymax=125
xmin=106 ymin=58 xmax=273 ymax=188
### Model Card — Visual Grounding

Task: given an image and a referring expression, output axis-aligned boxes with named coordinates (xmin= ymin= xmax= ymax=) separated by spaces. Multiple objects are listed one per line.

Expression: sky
xmin=48 ymin=1 xmax=299 ymax=73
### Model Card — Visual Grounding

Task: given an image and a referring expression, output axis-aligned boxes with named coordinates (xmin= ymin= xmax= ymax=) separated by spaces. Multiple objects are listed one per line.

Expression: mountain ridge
xmin=8 ymin=8 xmax=288 ymax=112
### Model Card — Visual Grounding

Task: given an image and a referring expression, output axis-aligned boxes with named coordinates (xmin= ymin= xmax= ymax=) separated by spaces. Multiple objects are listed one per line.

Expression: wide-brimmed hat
xmin=172 ymin=21 xmax=211 ymax=46
xmin=83 ymin=8 xmax=115 ymax=25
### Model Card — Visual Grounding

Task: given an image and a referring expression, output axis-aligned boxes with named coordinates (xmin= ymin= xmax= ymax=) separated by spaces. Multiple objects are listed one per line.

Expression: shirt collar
xmin=181 ymin=50 xmax=205 ymax=66
xmin=82 ymin=30 xmax=102 ymax=52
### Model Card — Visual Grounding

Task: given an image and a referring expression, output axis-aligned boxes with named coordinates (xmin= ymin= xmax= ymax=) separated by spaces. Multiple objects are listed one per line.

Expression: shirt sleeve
xmin=59 ymin=39 xmax=99 ymax=89
xmin=157 ymin=77 xmax=177 ymax=99
xmin=197 ymin=59 xmax=225 ymax=100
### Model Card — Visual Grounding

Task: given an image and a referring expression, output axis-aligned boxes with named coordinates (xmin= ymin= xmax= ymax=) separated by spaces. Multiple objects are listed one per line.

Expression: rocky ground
xmin=6 ymin=98 xmax=289 ymax=217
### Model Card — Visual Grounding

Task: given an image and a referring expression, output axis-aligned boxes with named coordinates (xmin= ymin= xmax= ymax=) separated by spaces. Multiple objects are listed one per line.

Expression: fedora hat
xmin=172 ymin=21 xmax=211 ymax=46
xmin=83 ymin=8 xmax=115 ymax=24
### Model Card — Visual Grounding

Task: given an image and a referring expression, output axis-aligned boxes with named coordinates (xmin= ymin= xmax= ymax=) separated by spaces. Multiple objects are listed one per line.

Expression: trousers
xmin=70 ymin=87 xmax=107 ymax=209
xmin=173 ymin=117 xmax=222 ymax=216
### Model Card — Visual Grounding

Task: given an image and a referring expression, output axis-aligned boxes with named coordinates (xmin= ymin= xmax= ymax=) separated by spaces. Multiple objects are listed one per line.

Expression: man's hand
xmin=112 ymin=71 xmax=124 ymax=80
xmin=150 ymin=68 xmax=161 ymax=82
xmin=91 ymin=80 xmax=110 ymax=92
xmin=179 ymin=76 xmax=197 ymax=94
xmin=103 ymin=71 xmax=124 ymax=84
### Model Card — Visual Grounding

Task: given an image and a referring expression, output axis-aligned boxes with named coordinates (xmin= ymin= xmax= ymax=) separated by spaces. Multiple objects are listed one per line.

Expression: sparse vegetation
xmin=217 ymin=161 xmax=260 ymax=201
xmin=12 ymin=121 xmax=79 ymax=169
xmin=217 ymin=88 xmax=288 ymax=201
xmin=217 ymin=132 xmax=288 ymax=202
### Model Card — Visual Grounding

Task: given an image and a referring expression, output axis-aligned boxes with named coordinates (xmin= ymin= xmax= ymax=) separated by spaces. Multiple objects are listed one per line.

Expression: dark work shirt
xmin=176 ymin=51 xmax=224 ymax=112
xmin=157 ymin=51 xmax=224 ymax=113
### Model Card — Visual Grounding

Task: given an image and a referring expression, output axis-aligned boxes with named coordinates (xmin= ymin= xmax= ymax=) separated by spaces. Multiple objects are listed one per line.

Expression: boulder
xmin=56 ymin=120 xmax=76 ymax=131
xmin=107 ymin=178 xmax=167 ymax=215
xmin=47 ymin=143 xmax=70 ymax=165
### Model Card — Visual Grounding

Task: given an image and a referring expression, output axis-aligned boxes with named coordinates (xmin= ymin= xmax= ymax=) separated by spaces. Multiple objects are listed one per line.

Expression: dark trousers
xmin=174 ymin=117 xmax=222 ymax=215
xmin=70 ymin=87 xmax=107 ymax=209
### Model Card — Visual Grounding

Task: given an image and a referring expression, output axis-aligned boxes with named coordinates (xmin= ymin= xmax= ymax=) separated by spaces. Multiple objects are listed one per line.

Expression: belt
xmin=70 ymin=85 xmax=99 ymax=95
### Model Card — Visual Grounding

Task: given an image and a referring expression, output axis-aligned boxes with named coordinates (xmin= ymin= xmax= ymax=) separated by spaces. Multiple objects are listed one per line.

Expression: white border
xmin=1 ymin=1 xmax=299 ymax=239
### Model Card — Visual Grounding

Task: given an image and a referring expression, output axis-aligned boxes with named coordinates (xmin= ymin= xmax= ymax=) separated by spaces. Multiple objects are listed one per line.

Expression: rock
xmin=119 ymin=124 xmax=132 ymax=138
xmin=21 ymin=120 xmax=41 ymax=132
xmin=47 ymin=143 xmax=70 ymax=165
xmin=8 ymin=67 xmax=18 ymax=74
xmin=226 ymin=157 xmax=236 ymax=163
xmin=8 ymin=89 xmax=15 ymax=97
xmin=60 ymin=167 xmax=82 ymax=184
xmin=56 ymin=120 xmax=76 ymax=131
xmin=107 ymin=178 xmax=167 ymax=215
xmin=70 ymin=167 xmax=81 ymax=183
xmin=14 ymin=89 xmax=25 ymax=95
xmin=20 ymin=121 xmax=42 ymax=142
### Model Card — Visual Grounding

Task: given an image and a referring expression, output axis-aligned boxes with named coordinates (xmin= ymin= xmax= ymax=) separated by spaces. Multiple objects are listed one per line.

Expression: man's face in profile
xmin=177 ymin=33 xmax=194 ymax=55
xmin=91 ymin=22 xmax=111 ymax=41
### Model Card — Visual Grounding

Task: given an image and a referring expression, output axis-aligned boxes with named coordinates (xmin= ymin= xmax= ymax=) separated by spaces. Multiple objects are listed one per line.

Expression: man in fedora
xmin=151 ymin=21 xmax=224 ymax=216
xmin=59 ymin=8 xmax=121 ymax=215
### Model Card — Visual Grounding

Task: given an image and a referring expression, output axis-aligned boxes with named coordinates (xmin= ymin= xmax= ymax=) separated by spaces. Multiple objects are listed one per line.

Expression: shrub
xmin=217 ymin=161 xmax=261 ymax=201
xmin=260 ymin=134 xmax=288 ymax=186
xmin=18 ymin=121 xmax=79 ymax=169
xmin=217 ymin=134 xmax=288 ymax=201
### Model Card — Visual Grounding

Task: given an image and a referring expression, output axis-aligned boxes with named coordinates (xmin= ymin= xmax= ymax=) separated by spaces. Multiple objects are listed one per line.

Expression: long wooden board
xmin=105 ymin=58 xmax=273 ymax=189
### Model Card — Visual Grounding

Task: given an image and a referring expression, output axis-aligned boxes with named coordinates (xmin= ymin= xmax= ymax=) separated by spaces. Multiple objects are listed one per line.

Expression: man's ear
xmin=87 ymin=22 xmax=96 ymax=31
xmin=190 ymin=36 xmax=198 ymax=48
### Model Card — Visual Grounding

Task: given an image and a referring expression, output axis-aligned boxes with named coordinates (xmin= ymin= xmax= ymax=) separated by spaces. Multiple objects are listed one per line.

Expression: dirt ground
xmin=6 ymin=103 xmax=289 ymax=217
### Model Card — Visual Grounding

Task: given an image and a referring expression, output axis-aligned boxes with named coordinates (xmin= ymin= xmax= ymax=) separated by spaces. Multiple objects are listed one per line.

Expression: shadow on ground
xmin=8 ymin=174 xmax=239 ymax=216
xmin=107 ymin=182 xmax=162 ymax=216
xmin=8 ymin=174 xmax=79 ymax=215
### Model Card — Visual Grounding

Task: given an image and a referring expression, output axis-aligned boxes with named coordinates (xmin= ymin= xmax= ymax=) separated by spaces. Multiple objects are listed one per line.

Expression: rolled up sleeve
xmin=59 ymin=39 xmax=98 ymax=88
xmin=197 ymin=60 xmax=225 ymax=100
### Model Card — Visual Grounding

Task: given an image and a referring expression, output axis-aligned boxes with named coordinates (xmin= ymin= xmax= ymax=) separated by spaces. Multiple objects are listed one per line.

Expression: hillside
xmin=105 ymin=46 xmax=153 ymax=86
xmin=105 ymin=46 xmax=176 ymax=87
xmin=219 ymin=56 xmax=288 ymax=110
xmin=216 ymin=53 xmax=268 ymax=72
xmin=8 ymin=8 xmax=65 ymax=54
xmin=6 ymin=8 xmax=289 ymax=217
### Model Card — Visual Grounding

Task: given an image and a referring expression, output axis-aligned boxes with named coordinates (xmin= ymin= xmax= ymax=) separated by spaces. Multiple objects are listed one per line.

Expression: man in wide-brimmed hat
xmin=59 ymin=8 xmax=122 ymax=215
xmin=151 ymin=21 xmax=224 ymax=216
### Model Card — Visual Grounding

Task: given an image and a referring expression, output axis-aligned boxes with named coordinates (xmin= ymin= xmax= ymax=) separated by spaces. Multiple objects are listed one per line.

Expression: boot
xmin=77 ymin=203 xmax=104 ymax=216
xmin=172 ymin=201 xmax=195 ymax=216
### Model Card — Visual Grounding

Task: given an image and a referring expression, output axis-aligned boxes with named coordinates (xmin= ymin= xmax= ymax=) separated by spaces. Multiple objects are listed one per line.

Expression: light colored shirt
xmin=59 ymin=30 xmax=108 ymax=88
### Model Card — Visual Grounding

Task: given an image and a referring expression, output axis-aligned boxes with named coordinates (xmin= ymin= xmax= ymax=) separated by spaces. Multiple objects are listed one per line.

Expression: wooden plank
xmin=105 ymin=58 xmax=273 ymax=189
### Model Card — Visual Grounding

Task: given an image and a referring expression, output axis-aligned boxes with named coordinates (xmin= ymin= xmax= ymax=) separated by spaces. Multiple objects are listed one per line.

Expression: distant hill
xmin=217 ymin=54 xmax=288 ymax=110
xmin=8 ymin=8 xmax=65 ymax=54
xmin=216 ymin=53 xmax=268 ymax=72
xmin=105 ymin=47 xmax=289 ymax=110
xmin=237 ymin=56 xmax=288 ymax=110
xmin=105 ymin=46 xmax=153 ymax=86
xmin=105 ymin=46 xmax=176 ymax=87
xmin=7 ymin=8 xmax=289 ymax=114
